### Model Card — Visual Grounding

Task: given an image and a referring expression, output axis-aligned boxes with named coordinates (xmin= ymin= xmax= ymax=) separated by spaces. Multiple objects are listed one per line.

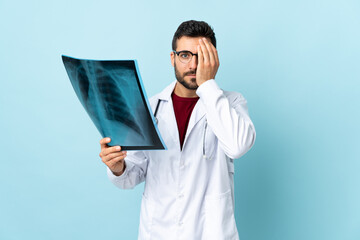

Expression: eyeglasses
xmin=173 ymin=50 xmax=198 ymax=64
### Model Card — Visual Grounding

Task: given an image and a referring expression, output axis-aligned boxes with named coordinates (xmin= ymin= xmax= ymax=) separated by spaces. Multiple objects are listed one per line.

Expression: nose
xmin=189 ymin=54 xmax=198 ymax=69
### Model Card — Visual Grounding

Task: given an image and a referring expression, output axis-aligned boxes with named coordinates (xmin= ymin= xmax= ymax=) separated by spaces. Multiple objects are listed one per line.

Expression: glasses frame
xmin=173 ymin=50 xmax=198 ymax=64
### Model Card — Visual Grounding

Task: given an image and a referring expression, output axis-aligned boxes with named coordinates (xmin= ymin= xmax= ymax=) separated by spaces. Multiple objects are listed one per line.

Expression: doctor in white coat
xmin=99 ymin=20 xmax=256 ymax=240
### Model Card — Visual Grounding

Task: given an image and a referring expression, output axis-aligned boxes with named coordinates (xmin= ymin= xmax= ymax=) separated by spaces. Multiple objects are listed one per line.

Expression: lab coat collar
xmin=157 ymin=80 xmax=177 ymax=101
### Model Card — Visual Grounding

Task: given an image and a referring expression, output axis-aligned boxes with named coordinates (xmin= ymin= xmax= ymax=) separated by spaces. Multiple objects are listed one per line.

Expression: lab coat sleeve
xmin=107 ymin=150 xmax=148 ymax=189
xmin=196 ymin=79 xmax=256 ymax=159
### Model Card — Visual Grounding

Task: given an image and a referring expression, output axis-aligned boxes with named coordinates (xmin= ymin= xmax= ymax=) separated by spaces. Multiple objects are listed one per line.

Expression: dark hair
xmin=172 ymin=20 xmax=216 ymax=51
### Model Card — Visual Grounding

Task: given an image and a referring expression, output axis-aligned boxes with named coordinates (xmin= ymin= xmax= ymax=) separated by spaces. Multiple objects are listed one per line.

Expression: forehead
xmin=176 ymin=36 xmax=208 ymax=52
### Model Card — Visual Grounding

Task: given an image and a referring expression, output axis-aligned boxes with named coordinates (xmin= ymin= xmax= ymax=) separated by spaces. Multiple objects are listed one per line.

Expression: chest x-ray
xmin=62 ymin=55 xmax=166 ymax=150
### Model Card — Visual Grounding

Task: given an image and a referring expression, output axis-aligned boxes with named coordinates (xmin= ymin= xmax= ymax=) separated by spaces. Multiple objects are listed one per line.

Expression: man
xmin=99 ymin=20 xmax=256 ymax=240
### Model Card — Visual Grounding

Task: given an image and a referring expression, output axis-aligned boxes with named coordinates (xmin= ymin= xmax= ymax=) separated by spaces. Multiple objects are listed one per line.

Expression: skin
xmin=100 ymin=36 xmax=220 ymax=176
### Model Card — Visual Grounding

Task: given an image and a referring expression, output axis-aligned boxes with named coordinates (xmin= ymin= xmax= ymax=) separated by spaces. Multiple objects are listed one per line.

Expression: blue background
xmin=1 ymin=0 xmax=359 ymax=239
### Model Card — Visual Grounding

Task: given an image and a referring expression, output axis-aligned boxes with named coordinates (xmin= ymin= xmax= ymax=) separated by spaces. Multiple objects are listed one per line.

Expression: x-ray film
xmin=62 ymin=55 xmax=166 ymax=150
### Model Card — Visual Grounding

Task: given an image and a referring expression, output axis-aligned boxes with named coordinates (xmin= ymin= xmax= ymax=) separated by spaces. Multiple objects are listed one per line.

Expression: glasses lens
xmin=178 ymin=51 xmax=192 ymax=63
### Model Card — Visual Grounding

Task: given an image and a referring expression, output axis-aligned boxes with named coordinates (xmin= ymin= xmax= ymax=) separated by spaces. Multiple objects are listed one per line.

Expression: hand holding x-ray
xmin=99 ymin=137 xmax=126 ymax=176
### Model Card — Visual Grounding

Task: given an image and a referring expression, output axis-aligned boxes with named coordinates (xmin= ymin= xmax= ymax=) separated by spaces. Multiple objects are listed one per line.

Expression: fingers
xmin=209 ymin=41 xmax=219 ymax=66
xmin=100 ymin=137 xmax=111 ymax=150
xmin=197 ymin=45 xmax=203 ymax=69
xmin=99 ymin=145 xmax=122 ymax=158
xmin=107 ymin=154 xmax=127 ymax=166
xmin=199 ymin=38 xmax=210 ymax=64
xmin=102 ymin=151 xmax=127 ymax=163
xmin=200 ymin=38 xmax=218 ymax=67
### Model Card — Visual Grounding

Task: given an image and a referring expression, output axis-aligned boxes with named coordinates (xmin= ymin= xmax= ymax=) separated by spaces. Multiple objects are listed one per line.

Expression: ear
xmin=170 ymin=51 xmax=175 ymax=67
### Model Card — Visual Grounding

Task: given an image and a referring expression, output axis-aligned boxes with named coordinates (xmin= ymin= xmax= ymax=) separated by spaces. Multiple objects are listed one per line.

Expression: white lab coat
xmin=107 ymin=80 xmax=256 ymax=240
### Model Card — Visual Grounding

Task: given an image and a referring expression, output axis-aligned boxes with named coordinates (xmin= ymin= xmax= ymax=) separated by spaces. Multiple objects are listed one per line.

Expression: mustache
xmin=185 ymin=71 xmax=196 ymax=76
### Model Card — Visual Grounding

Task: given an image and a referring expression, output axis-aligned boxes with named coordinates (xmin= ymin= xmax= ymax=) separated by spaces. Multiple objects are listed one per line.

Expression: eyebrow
xmin=176 ymin=50 xmax=198 ymax=54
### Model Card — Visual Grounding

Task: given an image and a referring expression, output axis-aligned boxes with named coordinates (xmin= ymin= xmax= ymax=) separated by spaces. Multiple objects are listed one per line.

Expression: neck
xmin=173 ymin=82 xmax=198 ymax=98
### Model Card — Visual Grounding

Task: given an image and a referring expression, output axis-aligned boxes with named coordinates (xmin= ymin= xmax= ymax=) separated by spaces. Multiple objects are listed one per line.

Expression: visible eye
xmin=180 ymin=52 xmax=190 ymax=59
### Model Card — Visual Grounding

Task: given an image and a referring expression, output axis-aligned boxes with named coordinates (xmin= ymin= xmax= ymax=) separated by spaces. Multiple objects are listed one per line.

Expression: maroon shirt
xmin=171 ymin=92 xmax=199 ymax=149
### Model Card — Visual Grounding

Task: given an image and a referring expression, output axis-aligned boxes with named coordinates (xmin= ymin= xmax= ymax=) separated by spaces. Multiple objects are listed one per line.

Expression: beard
xmin=174 ymin=62 xmax=198 ymax=90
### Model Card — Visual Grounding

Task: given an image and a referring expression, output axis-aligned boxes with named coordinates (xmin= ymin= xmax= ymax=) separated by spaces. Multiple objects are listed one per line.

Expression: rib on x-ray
xmin=62 ymin=55 xmax=166 ymax=150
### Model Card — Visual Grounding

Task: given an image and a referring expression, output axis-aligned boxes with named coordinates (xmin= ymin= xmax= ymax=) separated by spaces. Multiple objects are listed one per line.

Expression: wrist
xmin=197 ymin=79 xmax=207 ymax=86
xmin=112 ymin=161 xmax=126 ymax=176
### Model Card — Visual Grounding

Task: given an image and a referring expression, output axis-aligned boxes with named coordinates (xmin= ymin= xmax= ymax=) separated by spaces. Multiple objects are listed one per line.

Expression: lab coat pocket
xmin=227 ymin=159 xmax=235 ymax=174
xmin=203 ymin=190 xmax=238 ymax=240
xmin=138 ymin=193 xmax=156 ymax=240
xmin=203 ymin=124 xmax=217 ymax=160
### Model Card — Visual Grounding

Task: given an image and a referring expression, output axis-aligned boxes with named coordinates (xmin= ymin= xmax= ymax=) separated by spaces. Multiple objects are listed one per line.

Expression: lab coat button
xmin=178 ymin=194 xmax=184 ymax=198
